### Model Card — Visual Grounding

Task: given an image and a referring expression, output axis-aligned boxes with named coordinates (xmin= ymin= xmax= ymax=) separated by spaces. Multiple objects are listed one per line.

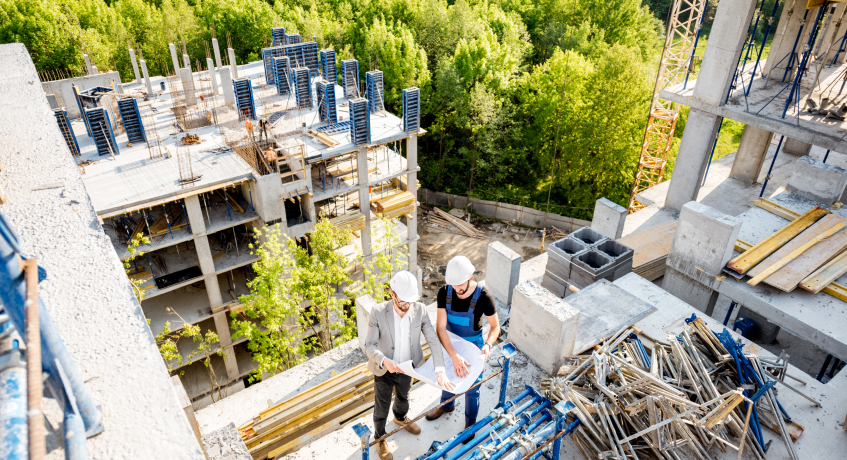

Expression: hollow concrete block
xmin=509 ymin=281 xmax=580 ymax=375
xmin=486 ymin=241 xmax=521 ymax=305
xmin=569 ymin=226 xmax=607 ymax=247
xmin=590 ymin=197 xmax=627 ymax=240
xmin=786 ymin=156 xmax=847 ymax=205
xmin=355 ymin=294 xmax=377 ymax=352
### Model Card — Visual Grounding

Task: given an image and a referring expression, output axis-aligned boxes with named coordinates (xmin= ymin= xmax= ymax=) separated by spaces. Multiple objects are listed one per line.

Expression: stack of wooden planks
xmin=371 ymin=191 xmax=415 ymax=219
xmin=329 ymin=212 xmax=366 ymax=233
xmin=238 ymin=344 xmax=431 ymax=459
xmin=729 ymin=199 xmax=847 ymax=299
xmin=427 ymin=207 xmax=485 ymax=239
xmin=148 ymin=204 xmax=186 ymax=237
xmin=616 ymin=219 xmax=678 ymax=281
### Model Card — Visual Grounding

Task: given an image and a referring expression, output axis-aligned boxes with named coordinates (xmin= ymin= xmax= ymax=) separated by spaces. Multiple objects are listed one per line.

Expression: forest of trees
xmin=0 ymin=0 xmax=668 ymax=219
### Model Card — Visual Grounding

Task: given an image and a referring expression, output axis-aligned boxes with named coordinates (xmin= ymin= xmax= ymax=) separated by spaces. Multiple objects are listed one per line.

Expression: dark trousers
xmin=373 ymin=372 xmax=413 ymax=438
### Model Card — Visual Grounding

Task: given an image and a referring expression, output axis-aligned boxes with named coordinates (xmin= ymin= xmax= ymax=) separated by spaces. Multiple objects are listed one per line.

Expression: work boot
xmin=462 ymin=424 xmax=474 ymax=445
xmin=425 ymin=406 xmax=454 ymax=421
xmin=394 ymin=416 xmax=421 ymax=435
xmin=376 ymin=440 xmax=393 ymax=460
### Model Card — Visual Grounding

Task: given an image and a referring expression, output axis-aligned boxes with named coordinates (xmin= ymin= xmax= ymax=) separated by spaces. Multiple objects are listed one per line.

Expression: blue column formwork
xmin=86 ymin=107 xmax=120 ymax=156
xmin=271 ymin=27 xmax=286 ymax=47
xmin=262 ymin=41 xmax=319 ymax=86
xmin=117 ymin=98 xmax=147 ymax=144
xmin=291 ymin=67 xmax=313 ymax=108
xmin=317 ymin=80 xmax=338 ymax=124
xmin=349 ymin=98 xmax=370 ymax=145
xmin=286 ymin=33 xmax=302 ymax=45
xmin=402 ymin=87 xmax=421 ymax=132
xmin=341 ymin=59 xmax=360 ymax=99
xmin=320 ymin=49 xmax=337 ymax=85
xmin=273 ymin=56 xmax=292 ymax=95
xmin=53 ymin=108 xmax=81 ymax=155
xmin=233 ymin=78 xmax=257 ymax=120
xmin=365 ymin=70 xmax=385 ymax=113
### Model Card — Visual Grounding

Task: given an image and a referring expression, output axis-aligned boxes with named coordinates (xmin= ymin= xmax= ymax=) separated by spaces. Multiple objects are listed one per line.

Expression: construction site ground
xmin=416 ymin=205 xmax=545 ymax=304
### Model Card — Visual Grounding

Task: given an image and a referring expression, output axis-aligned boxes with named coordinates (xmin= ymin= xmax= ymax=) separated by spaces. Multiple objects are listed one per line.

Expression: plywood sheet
xmin=567 ymin=279 xmax=657 ymax=353
xmin=617 ymin=219 xmax=678 ymax=268
xmin=748 ymin=214 xmax=847 ymax=291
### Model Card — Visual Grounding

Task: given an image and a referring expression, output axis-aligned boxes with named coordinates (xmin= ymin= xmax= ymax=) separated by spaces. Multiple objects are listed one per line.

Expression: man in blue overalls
xmin=426 ymin=256 xmax=501 ymax=443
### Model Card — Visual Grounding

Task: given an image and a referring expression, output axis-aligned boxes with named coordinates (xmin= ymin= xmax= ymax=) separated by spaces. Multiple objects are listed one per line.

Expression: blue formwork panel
xmin=402 ymin=87 xmax=420 ymax=133
xmin=349 ymin=98 xmax=370 ymax=146
xmin=233 ymin=78 xmax=256 ymax=120
xmin=319 ymin=49 xmax=337 ymax=84
xmin=291 ymin=67 xmax=313 ymax=109
xmin=272 ymin=27 xmax=286 ymax=46
xmin=316 ymin=80 xmax=338 ymax=124
xmin=117 ymin=98 xmax=146 ymax=144
xmin=53 ymin=108 xmax=80 ymax=156
xmin=286 ymin=33 xmax=301 ymax=45
xmin=272 ymin=56 xmax=291 ymax=95
xmin=366 ymin=70 xmax=384 ymax=113
xmin=340 ymin=59 xmax=359 ymax=99
xmin=72 ymin=85 xmax=92 ymax=137
xmin=262 ymin=41 xmax=319 ymax=86
xmin=85 ymin=107 xmax=119 ymax=156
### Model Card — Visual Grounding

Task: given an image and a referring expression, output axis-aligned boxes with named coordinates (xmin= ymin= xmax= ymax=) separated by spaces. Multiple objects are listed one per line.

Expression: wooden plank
xmin=748 ymin=222 xmax=846 ymax=287
xmin=727 ymin=207 xmax=829 ymax=274
xmin=752 ymin=198 xmax=799 ymax=221
xmin=747 ymin=215 xmax=847 ymax=291
xmin=255 ymin=364 xmax=366 ymax=421
xmin=617 ymin=219 xmax=678 ymax=268
xmin=800 ymin=249 xmax=847 ymax=294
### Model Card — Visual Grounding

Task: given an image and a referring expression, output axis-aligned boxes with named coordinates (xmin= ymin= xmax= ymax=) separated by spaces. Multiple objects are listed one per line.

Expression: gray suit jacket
xmin=364 ymin=300 xmax=445 ymax=377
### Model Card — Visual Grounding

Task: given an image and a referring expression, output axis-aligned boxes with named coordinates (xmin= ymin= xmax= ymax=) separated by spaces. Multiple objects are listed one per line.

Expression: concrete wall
xmin=418 ymin=188 xmax=590 ymax=231
xmin=41 ymin=71 xmax=122 ymax=118
xmin=0 ymin=43 xmax=203 ymax=459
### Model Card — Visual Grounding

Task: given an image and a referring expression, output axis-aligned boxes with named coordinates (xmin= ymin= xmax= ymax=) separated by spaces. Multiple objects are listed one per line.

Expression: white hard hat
xmin=445 ymin=256 xmax=475 ymax=285
xmin=389 ymin=270 xmax=419 ymax=303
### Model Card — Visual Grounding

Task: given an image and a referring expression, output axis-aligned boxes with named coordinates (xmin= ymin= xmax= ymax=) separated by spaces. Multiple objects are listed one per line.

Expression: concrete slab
xmin=485 ymin=241 xmax=521 ymax=305
xmin=201 ymin=423 xmax=251 ymax=460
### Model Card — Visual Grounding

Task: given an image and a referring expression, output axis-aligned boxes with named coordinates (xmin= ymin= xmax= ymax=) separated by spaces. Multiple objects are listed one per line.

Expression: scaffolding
xmin=627 ymin=0 xmax=708 ymax=212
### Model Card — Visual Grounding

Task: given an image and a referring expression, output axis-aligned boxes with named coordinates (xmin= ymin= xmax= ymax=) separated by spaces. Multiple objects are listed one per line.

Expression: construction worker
xmin=364 ymin=271 xmax=453 ymax=460
xmin=426 ymin=256 xmax=500 ymax=443
xmin=265 ymin=147 xmax=275 ymax=164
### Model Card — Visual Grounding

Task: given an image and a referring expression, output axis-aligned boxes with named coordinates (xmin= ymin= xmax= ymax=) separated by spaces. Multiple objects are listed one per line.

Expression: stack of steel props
xmin=541 ymin=317 xmax=812 ymax=460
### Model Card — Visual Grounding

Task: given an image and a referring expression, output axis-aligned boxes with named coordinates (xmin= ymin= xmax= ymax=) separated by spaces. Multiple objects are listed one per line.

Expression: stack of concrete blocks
xmin=355 ymin=294 xmax=377 ymax=353
xmin=508 ymin=281 xmax=580 ymax=375
xmin=542 ymin=226 xmax=633 ymax=298
xmin=663 ymin=201 xmax=742 ymax=316
xmin=486 ymin=241 xmax=521 ymax=305
xmin=590 ymin=197 xmax=627 ymax=240
xmin=786 ymin=156 xmax=847 ymax=205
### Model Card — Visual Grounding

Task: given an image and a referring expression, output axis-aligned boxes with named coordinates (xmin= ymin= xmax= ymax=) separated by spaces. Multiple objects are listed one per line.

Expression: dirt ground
xmin=415 ymin=205 xmax=546 ymax=304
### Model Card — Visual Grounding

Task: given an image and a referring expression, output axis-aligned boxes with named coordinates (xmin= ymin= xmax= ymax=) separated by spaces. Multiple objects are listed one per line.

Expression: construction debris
xmin=542 ymin=318 xmax=806 ymax=460
xmin=181 ymin=133 xmax=201 ymax=145
xmin=426 ymin=207 xmax=485 ymax=239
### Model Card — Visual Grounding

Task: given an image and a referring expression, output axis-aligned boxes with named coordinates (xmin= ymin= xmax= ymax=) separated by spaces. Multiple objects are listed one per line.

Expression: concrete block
xmin=252 ymin=173 xmax=286 ymax=223
xmin=663 ymin=267 xmax=720 ymax=315
xmin=730 ymin=125 xmax=773 ymax=185
xmin=595 ymin=240 xmax=634 ymax=281
xmin=569 ymin=226 xmax=607 ymax=247
xmin=545 ymin=252 xmax=571 ymax=281
xmin=486 ymin=241 xmax=521 ymax=305
xmin=669 ymin=201 xmax=742 ymax=277
xmin=783 ymin=137 xmax=812 ymax=157
xmin=355 ymin=294 xmax=377 ymax=352
xmin=786 ymin=156 xmax=847 ymax=205
xmin=571 ymin=250 xmax=614 ymax=287
xmin=509 ymin=281 xmax=580 ymax=375
xmin=541 ymin=272 xmax=567 ymax=298
xmin=591 ymin=197 xmax=627 ymax=240
xmin=45 ymin=93 xmax=58 ymax=109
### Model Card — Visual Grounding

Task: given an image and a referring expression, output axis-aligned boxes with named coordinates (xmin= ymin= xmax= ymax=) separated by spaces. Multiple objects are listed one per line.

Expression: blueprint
xmin=397 ymin=331 xmax=484 ymax=393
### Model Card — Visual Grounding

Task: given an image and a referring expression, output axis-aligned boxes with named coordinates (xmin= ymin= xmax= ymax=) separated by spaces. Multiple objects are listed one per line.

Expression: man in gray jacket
xmin=365 ymin=270 xmax=454 ymax=460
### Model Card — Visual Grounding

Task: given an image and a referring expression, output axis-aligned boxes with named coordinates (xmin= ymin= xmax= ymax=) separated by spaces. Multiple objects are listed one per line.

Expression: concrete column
xmin=730 ymin=125 xmax=774 ymax=185
xmin=83 ymin=53 xmax=93 ymax=75
xmin=183 ymin=54 xmax=191 ymax=72
xmin=692 ymin=0 xmax=758 ymax=106
xmin=665 ymin=109 xmax=722 ymax=212
xmin=211 ymin=311 xmax=239 ymax=380
xmin=169 ymin=43 xmax=180 ymax=73
xmin=783 ymin=137 xmax=812 ymax=156
xmin=816 ymin=3 xmax=846 ymax=64
xmin=664 ymin=201 xmax=742 ymax=315
xmin=91 ymin=65 xmax=98 ymax=76
xmin=590 ymin=197 xmax=627 ymax=240
xmin=140 ymin=59 xmax=153 ymax=96
xmin=486 ymin=241 xmax=521 ymax=305
xmin=181 ymin=68 xmax=197 ymax=106
xmin=206 ymin=57 xmax=219 ymax=95
xmin=357 ymin=147 xmax=372 ymax=256
xmin=765 ymin=0 xmax=821 ymax=83
xmin=195 ymin=237 xmax=217 ymax=275
xmin=184 ymin=195 xmax=206 ymax=234
xmin=212 ymin=38 xmax=223 ymax=69
xmin=228 ymin=48 xmax=238 ymax=79
xmin=219 ymin=67 xmax=235 ymax=105
xmin=129 ymin=47 xmax=141 ymax=83
xmin=171 ymin=376 xmax=204 ymax=448
xmin=406 ymin=134 xmax=418 ymax=265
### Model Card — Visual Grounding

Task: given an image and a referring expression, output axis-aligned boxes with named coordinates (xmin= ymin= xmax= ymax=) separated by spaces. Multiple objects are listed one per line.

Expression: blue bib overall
xmin=441 ymin=285 xmax=484 ymax=425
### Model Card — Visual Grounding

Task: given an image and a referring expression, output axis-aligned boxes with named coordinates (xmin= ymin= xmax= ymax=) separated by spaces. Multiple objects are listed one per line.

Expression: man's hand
xmin=384 ymin=359 xmax=403 ymax=374
xmin=452 ymin=354 xmax=470 ymax=378
xmin=436 ymin=371 xmax=455 ymax=391
xmin=481 ymin=343 xmax=492 ymax=360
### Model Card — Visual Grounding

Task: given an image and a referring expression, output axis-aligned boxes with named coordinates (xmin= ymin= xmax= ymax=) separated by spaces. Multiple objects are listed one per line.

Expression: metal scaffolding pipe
xmin=464 ymin=403 xmax=552 ymax=460
xmin=472 ymin=411 xmax=553 ymax=460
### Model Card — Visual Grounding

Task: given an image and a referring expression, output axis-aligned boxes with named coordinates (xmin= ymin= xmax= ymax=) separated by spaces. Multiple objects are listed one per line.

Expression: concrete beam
xmin=508 ymin=281 xmax=580 ymax=375
xmin=730 ymin=125 xmax=773 ymax=185
xmin=170 ymin=43 xmax=181 ymax=73
xmin=590 ymin=197 xmax=627 ymax=240
xmin=786 ymin=155 xmax=847 ymax=204
xmin=129 ymin=47 xmax=141 ymax=83
xmin=665 ymin=109 xmax=723 ymax=212
xmin=212 ymin=38 xmax=223 ymax=70
xmin=486 ymin=241 xmax=521 ymax=305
